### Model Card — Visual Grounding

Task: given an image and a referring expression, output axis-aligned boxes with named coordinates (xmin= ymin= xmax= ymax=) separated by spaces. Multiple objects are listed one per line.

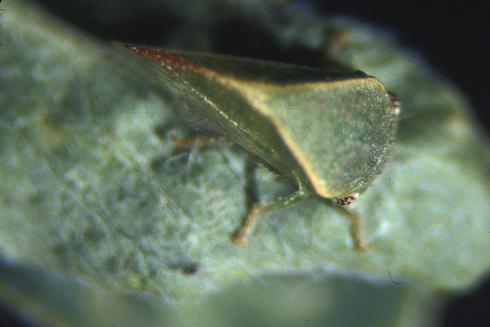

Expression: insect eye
xmin=388 ymin=91 xmax=401 ymax=116
xmin=335 ymin=192 xmax=359 ymax=206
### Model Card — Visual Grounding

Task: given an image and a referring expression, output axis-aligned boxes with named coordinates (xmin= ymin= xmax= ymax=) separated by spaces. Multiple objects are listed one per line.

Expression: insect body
xmin=126 ymin=46 xmax=399 ymax=249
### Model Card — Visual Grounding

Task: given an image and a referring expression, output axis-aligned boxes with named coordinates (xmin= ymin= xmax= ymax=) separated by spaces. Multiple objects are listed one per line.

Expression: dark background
xmin=1 ymin=0 xmax=489 ymax=326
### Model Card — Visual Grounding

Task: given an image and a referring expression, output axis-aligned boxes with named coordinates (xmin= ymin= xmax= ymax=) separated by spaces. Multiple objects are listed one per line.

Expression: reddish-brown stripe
xmin=129 ymin=46 xmax=203 ymax=70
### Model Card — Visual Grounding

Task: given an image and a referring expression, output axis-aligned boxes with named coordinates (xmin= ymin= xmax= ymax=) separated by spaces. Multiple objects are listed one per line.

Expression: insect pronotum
xmin=125 ymin=45 xmax=400 ymax=250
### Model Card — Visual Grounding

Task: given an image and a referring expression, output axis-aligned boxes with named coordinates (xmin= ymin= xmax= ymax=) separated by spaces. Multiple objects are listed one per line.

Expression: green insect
xmin=125 ymin=45 xmax=400 ymax=250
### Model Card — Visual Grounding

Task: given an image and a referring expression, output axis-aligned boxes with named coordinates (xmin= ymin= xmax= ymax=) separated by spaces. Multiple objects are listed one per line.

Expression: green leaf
xmin=1 ymin=0 xmax=489 ymax=325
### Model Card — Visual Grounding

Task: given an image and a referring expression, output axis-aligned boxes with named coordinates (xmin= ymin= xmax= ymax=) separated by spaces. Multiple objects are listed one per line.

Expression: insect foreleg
xmin=232 ymin=189 xmax=308 ymax=246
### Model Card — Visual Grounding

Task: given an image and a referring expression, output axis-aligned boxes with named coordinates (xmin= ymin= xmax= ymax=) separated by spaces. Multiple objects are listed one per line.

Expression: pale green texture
xmin=0 ymin=0 xmax=489 ymax=326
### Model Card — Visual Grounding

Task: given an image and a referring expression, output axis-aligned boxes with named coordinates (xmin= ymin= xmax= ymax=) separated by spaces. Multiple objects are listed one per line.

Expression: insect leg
xmin=331 ymin=205 xmax=372 ymax=251
xmin=232 ymin=190 xmax=308 ymax=246
xmin=170 ymin=134 xmax=228 ymax=148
